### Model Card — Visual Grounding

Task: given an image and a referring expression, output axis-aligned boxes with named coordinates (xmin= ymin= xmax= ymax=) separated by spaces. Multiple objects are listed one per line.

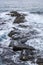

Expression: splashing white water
xmin=0 ymin=11 xmax=43 ymax=50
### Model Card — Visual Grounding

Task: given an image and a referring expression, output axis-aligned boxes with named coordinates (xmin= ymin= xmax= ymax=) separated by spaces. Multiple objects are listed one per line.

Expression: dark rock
xmin=12 ymin=44 xmax=35 ymax=51
xmin=9 ymin=38 xmax=35 ymax=51
xmin=7 ymin=11 xmax=21 ymax=17
xmin=9 ymin=39 xmax=27 ymax=48
xmin=8 ymin=30 xmax=27 ymax=40
xmin=12 ymin=34 xmax=28 ymax=43
xmin=9 ymin=40 xmax=18 ymax=47
xmin=8 ymin=30 xmax=15 ymax=37
xmin=14 ymin=15 xmax=25 ymax=23
xmin=19 ymin=24 xmax=28 ymax=28
xmin=10 ymin=11 xmax=27 ymax=17
xmin=11 ymin=32 xmax=28 ymax=40
xmin=38 ymin=63 xmax=43 ymax=65
xmin=8 ymin=27 xmax=39 ymax=41
xmin=9 ymin=41 xmax=14 ymax=47
xmin=11 ymin=34 xmax=26 ymax=40
xmin=7 ymin=11 xmax=27 ymax=18
xmin=20 ymin=50 xmax=34 ymax=61
xmin=10 ymin=11 xmax=21 ymax=16
xmin=8 ymin=30 xmax=20 ymax=37
xmin=36 ymin=58 xmax=43 ymax=64
xmin=8 ymin=11 xmax=41 ymax=24
xmin=20 ymin=50 xmax=29 ymax=61
xmin=28 ymin=55 xmax=34 ymax=61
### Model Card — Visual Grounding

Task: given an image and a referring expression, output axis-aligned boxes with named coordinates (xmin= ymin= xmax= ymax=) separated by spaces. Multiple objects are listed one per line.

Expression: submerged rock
xmin=29 ymin=30 xmax=39 ymax=35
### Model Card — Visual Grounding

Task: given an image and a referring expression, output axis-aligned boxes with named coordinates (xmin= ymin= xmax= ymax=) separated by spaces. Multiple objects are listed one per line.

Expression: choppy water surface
xmin=0 ymin=0 xmax=43 ymax=65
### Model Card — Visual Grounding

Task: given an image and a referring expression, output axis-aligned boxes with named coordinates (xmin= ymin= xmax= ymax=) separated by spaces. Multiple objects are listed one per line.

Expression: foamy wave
xmin=0 ymin=12 xmax=15 ymax=47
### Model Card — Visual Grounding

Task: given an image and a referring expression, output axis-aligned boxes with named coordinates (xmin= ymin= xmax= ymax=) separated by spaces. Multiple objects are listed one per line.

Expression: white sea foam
xmin=19 ymin=12 xmax=43 ymax=51
xmin=0 ymin=12 xmax=15 ymax=47
xmin=0 ymin=48 xmax=3 ymax=55
xmin=27 ymin=61 xmax=38 ymax=65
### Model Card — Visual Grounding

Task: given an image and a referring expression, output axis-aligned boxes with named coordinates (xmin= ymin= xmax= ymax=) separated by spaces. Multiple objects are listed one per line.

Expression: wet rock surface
xmin=14 ymin=15 xmax=26 ymax=23
xmin=36 ymin=58 xmax=43 ymax=65
xmin=20 ymin=49 xmax=35 ymax=61
xmin=7 ymin=11 xmax=27 ymax=17
xmin=7 ymin=11 xmax=21 ymax=17
xmin=7 ymin=11 xmax=27 ymax=23
xmin=12 ymin=44 xmax=35 ymax=51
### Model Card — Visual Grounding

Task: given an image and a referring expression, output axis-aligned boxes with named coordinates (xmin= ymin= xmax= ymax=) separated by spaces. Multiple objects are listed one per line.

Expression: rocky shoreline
xmin=0 ymin=11 xmax=43 ymax=65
